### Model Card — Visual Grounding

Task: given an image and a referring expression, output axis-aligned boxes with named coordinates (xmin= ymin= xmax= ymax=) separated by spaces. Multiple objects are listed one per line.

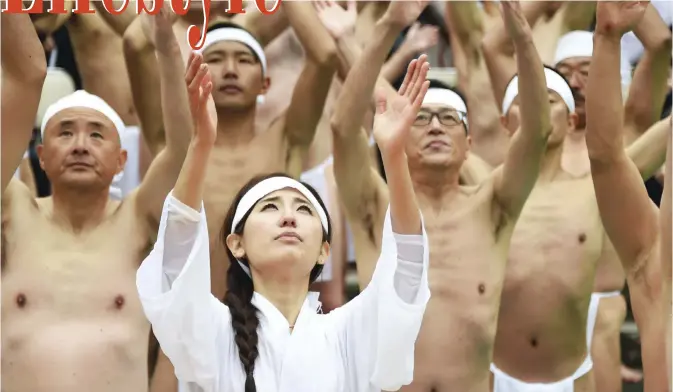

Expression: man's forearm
xmin=514 ymin=34 xmax=551 ymax=141
xmin=586 ymin=33 xmax=626 ymax=162
xmin=157 ymin=41 xmax=192 ymax=156
xmin=332 ymin=18 xmax=404 ymax=138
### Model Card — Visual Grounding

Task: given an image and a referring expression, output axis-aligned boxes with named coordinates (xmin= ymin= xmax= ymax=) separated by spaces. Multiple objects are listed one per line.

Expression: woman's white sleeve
xmin=136 ymin=191 xmax=229 ymax=390
xmin=328 ymin=206 xmax=431 ymax=391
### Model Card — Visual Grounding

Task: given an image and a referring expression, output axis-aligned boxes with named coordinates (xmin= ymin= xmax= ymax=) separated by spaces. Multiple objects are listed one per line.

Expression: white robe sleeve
xmin=327 ymin=206 xmax=431 ymax=391
xmin=136 ymin=191 xmax=230 ymax=390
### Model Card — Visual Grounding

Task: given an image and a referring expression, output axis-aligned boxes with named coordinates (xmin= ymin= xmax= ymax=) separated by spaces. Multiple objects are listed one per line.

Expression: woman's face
xmin=227 ymin=188 xmax=329 ymax=280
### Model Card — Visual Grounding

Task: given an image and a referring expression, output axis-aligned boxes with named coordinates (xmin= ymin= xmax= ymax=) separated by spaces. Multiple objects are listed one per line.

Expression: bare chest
xmin=204 ymin=142 xmax=287 ymax=236
xmin=508 ymin=180 xmax=603 ymax=286
xmin=420 ymin=188 xmax=510 ymax=297
xmin=2 ymin=207 xmax=149 ymax=320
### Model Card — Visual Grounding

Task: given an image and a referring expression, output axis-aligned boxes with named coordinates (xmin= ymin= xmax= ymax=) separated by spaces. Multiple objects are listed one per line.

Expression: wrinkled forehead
xmin=45 ymin=107 xmax=118 ymax=133
xmin=204 ymin=40 xmax=256 ymax=58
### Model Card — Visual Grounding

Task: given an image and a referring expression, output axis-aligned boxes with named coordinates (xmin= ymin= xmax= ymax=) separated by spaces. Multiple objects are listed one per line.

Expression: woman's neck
xmin=254 ymin=279 xmax=310 ymax=327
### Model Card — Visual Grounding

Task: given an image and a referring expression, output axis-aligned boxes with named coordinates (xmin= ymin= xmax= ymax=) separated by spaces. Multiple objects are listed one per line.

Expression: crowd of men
xmin=1 ymin=1 xmax=671 ymax=392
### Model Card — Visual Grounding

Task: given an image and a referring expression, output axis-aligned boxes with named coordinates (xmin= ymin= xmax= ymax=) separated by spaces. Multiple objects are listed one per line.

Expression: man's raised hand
xmin=185 ymin=52 xmax=215 ymax=145
xmin=373 ymin=55 xmax=430 ymax=156
xmin=595 ymin=1 xmax=649 ymax=38
xmin=313 ymin=0 xmax=357 ymax=40
xmin=383 ymin=0 xmax=429 ymax=29
xmin=500 ymin=0 xmax=533 ymax=42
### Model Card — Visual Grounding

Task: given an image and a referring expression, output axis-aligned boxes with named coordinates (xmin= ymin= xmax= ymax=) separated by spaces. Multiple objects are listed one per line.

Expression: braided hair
xmin=221 ymin=173 xmax=332 ymax=391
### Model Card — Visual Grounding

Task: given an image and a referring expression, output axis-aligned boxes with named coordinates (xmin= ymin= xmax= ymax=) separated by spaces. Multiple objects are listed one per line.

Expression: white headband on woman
xmin=501 ymin=68 xmax=575 ymax=114
xmin=40 ymin=90 xmax=126 ymax=140
xmin=231 ymin=177 xmax=330 ymax=277
xmin=195 ymin=27 xmax=267 ymax=76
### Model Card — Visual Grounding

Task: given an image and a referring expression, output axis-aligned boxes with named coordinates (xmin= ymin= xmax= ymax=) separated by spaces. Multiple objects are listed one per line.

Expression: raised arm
xmin=93 ymin=0 xmax=137 ymax=36
xmin=585 ymin=7 xmax=667 ymax=390
xmin=481 ymin=1 xmax=549 ymax=106
xmin=585 ymin=2 xmax=660 ymax=274
xmin=123 ymin=14 xmax=166 ymax=156
xmin=445 ymin=1 xmax=505 ymax=167
xmin=326 ymin=59 xmax=430 ymax=391
xmin=625 ymin=116 xmax=670 ymax=181
xmin=622 ymin=4 xmax=672 ymax=144
xmin=279 ymin=1 xmax=338 ymax=176
xmin=492 ymin=0 xmax=551 ymax=219
xmin=328 ymin=1 xmax=425 ymax=283
xmin=232 ymin=1 xmax=289 ymax=47
xmin=662 ymin=127 xmax=672 ymax=383
xmin=1 ymin=13 xmax=47 ymax=194
xmin=380 ymin=22 xmax=438 ymax=84
xmin=559 ymin=1 xmax=597 ymax=34
xmin=136 ymin=50 xmax=227 ymax=390
xmin=134 ymin=7 xmax=194 ymax=227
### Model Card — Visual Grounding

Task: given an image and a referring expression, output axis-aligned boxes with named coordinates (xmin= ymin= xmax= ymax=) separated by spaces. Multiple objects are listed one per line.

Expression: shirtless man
xmin=1 ymin=10 xmax=195 ymax=392
xmin=331 ymin=1 xmax=552 ymax=391
xmin=123 ymin=1 xmax=289 ymax=157
xmin=479 ymin=3 xmax=670 ymax=389
xmin=584 ymin=2 xmax=670 ymax=391
xmin=550 ymin=9 xmax=670 ymax=389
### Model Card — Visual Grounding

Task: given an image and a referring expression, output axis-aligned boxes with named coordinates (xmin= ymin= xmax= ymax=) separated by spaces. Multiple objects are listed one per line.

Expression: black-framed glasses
xmin=414 ymin=110 xmax=466 ymax=127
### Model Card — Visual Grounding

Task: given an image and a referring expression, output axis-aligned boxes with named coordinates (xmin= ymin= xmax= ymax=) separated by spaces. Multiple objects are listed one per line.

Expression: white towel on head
xmin=502 ymin=68 xmax=576 ymax=115
xmin=39 ymin=89 xmax=128 ymax=200
xmin=554 ymin=30 xmax=634 ymax=91
xmin=40 ymin=90 xmax=126 ymax=140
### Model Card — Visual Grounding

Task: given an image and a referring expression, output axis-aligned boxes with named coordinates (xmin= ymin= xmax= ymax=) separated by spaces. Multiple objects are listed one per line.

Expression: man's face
xmin=556 ymin=56 xmax=591 ymax=129
xmin=502 ymin=90 xmax=576 ymax=147
xmin=37 ymin=108 xmax=127 ymax=192
xmin=406 ymin=103 xmax=470 ymax=169
xmin=203 ymin=40 xmax=270 ymax=111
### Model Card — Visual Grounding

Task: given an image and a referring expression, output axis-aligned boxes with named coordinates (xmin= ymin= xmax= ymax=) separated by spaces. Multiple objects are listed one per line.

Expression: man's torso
xmin=1 ymin=181 xmax=152 ymax=392
xmin=494 ymin=175 xmax=603 ymax=387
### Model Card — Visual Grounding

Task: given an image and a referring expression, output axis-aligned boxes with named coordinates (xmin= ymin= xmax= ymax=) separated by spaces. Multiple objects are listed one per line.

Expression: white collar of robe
xmin=251 ymin=291 xmax=322 ymax=331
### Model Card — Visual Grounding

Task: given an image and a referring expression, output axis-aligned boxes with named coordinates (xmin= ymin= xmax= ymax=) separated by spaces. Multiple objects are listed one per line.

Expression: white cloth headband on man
xmin=553 ymin=30 xmax=633 ymax=89
xmin=40 ymin=89 xmax=126 ymax=199
xmin=231 ymin=176 xmax=330 ymax=277
xmin=40 ymin=90 xmax=126 ymax=140
xmin=501 ymin=68 xmax=576 ymax=115
xmin=196 ymin=27 xmax=267 ymax=76
xmin=422 ymin=88 xmax=469 ymax=128
xmin=195 ymin=27 xmax=268 ymax=104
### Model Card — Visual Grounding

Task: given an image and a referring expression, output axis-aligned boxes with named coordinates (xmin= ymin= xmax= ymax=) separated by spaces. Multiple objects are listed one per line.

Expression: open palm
xmin=373 ymin=55 xmax=430 ymax=155
xmin=185 ymin=52 xmax=216 ymax=145
xmin=385 ymin=0 xmax=429 ymax=28
xmin=314 ymin=0 xmax=357 ymax=39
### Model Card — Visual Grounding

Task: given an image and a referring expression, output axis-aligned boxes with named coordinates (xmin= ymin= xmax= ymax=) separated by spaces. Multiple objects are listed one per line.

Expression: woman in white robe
xmin=136 ymin=38 xmax=432 ymax=392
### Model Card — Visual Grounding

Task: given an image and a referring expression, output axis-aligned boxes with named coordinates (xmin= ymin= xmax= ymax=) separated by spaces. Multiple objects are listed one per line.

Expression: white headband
xmin=40 ymin=90 xmax=126 ymax=140
xmin=501 ymin=68 xmax=575 ymax=114
xmin=422 ymin=88 xmax=469 ymax=128
xmin=231 ymin=177 xmax=330 ymax=277
xmin=423 ymin=88 xmax=467 ymax=113
xmin=554 ymin=31 xmax=594 ymax=66
xmin=554 ymin=30 xmax=633 ymax=90
xmin=196 ymin=27 xmax=267 ymax=76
